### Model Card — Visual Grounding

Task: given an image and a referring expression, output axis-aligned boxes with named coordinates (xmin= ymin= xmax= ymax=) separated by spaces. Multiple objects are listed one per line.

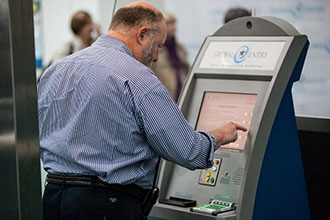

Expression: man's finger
xmin=233 ymin=122 xmax=248 ymax=132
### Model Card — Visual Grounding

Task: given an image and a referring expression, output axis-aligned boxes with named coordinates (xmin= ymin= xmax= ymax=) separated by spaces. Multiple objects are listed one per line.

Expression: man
xmin=38 ymin=1 xmax=247 ymax=220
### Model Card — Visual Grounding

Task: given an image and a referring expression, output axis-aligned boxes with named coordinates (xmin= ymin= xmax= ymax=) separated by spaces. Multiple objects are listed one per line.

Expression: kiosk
xmin=149 ymin=17 xmax=310 ymax=220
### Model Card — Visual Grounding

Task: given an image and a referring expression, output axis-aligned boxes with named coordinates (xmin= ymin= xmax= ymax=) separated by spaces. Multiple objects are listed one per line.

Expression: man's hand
xmin=209 ymin=122 xmax=247 ymax=150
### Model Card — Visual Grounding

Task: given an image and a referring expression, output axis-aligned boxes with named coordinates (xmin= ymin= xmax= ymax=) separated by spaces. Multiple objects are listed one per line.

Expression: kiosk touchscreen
xmin=149 ymin=17 xmax=310 ymax=220
xmin=196 ymin=92 xmax=256 ymax=152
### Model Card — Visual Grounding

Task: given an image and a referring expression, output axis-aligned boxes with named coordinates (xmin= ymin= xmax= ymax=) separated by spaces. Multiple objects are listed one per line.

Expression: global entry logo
xmin=234 ymin=45 xmax=250 ymax=63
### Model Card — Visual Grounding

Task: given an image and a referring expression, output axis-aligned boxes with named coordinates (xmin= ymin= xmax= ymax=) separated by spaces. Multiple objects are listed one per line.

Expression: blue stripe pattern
xmin=38 ymin=35 xmax=216 ymax=189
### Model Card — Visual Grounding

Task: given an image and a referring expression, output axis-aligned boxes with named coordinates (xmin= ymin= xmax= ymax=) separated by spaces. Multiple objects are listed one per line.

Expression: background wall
xmin=164 ymin=0 xmax=330 ymax=117
xmin=38 ymin=0 xmax=330 ymax=117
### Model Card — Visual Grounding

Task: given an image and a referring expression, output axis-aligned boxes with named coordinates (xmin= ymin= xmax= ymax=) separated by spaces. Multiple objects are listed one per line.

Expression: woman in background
xmin=50 ymin=10 xmax=100 ymax=63
xmin=150 ymin=12 xmax=190 ymax=102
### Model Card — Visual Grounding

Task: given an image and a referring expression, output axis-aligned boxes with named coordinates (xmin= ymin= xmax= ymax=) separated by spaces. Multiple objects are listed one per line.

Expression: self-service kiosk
xmin=149 ymin=17 xmax=310 ymax=220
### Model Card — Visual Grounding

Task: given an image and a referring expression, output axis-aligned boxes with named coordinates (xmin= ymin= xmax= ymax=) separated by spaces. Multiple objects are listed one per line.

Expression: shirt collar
xmin=92 ymin=35 xmax=134 ymax=58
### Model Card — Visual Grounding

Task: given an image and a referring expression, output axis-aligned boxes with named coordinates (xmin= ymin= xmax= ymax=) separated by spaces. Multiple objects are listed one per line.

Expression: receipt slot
xmin=149 ymin=17 xmax=310 ymax=220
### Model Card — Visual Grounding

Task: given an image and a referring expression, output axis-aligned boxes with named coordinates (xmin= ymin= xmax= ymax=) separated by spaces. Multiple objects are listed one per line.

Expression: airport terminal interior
xmin=1 ymin=0 xmax=330 ymax=219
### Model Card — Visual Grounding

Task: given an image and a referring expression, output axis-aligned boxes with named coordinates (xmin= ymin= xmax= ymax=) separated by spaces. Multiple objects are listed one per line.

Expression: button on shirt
xmin=38 ymin=35 xmax=216 ymax=189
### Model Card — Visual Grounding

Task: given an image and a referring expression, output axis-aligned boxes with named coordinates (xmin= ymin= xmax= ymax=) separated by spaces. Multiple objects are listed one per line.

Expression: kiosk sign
xmin=199 ymin=41 xmax=286 ymax=71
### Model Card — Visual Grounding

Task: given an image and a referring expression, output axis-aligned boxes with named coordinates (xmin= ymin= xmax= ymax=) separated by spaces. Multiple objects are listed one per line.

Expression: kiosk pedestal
xmin=149 ymin=16 xmax=310 ymax=220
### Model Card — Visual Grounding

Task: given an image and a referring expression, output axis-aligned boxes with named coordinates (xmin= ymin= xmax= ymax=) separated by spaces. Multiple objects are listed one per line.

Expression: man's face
xmin=140 ymin=20 xmax=167 ymax=67
xmin=141 ymin=38 xmax=154 ymax=67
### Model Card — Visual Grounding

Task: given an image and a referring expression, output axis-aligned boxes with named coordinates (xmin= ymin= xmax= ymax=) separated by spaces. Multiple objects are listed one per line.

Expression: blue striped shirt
xmin=38 ymin=35 xmax=216 ymax=189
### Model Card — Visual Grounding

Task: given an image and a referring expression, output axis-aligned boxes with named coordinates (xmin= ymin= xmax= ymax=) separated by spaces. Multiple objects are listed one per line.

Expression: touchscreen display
xmin=196 ymin=92 xmax=257 ymax=151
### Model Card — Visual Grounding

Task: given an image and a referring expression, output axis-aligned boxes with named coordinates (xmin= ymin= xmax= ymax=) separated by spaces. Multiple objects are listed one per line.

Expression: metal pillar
xmin=0 ymin=0 xmax=42 ymax=219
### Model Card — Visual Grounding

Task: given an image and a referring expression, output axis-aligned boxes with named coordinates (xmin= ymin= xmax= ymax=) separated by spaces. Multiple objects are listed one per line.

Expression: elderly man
xmin=38 ymin=1 xmax=246 ymax=220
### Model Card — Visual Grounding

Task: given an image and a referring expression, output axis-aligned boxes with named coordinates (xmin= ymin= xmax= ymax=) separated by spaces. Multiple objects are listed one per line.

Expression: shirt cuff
xmin=199 ymin=131 xmax=216 ymax=166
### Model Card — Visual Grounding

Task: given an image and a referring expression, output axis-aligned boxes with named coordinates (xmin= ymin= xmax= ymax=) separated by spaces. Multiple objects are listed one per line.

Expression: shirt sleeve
xmin=138 ymin=83 xmax=216 ymax=170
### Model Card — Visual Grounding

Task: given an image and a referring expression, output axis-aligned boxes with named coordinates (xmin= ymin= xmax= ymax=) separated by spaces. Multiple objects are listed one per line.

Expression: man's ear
xmin=137 ymin=27 xmax=149 ymax=45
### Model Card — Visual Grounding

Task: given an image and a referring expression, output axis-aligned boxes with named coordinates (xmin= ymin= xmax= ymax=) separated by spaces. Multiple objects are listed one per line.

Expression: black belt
xmin=46 ymin=173 xmax=150 ymax=202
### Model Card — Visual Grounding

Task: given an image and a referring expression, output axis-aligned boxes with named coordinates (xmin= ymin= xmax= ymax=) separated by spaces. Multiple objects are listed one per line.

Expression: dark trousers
xmin=43 ymin=182 xmax=144 ymax=220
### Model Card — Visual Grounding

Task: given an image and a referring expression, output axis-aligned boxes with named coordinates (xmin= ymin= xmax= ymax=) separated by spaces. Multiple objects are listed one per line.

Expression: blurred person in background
xmin=224 ymin=8 xmax=252 ymax=23
xmin=49 ymin=10 xmax=101 ymax=64
xmin=150 ymin=12 xmax=190 ymax=102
